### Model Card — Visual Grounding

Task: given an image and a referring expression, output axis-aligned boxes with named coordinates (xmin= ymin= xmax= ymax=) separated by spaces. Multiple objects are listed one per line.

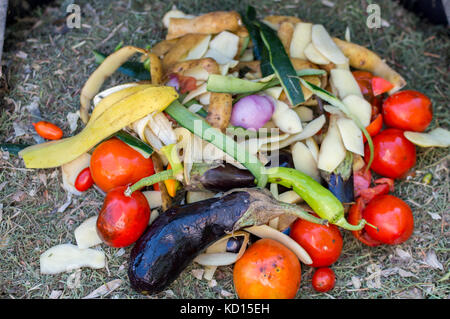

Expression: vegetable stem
xmin=125 ymin=169 xmax=174 ymax=196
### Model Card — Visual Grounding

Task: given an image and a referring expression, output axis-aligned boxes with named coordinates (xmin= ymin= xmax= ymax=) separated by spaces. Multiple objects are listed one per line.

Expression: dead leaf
xmin=49 ymin=290 xmax=63 ymax=299
xmin=13 ymin=122 xmax=27 ymax=138
xmin=67 ymin=111 xmax=80 ymax=133
xmin=208 ymin=279 xmax=217 ymax=288
xmin=220 ymin=289 xmax=233 ymax=297
xmin=366 ymin=264 xmax=382 ymax=289
xmin=423 ymin=250 xmax=443 ymax=270
xmin=38 ymin=173 xmax=48 ymax=187
xmin=12 ymin=191 xmax=26 ymax=202
xmin=427 ymin=212 xmax=441 ymax=220
xmin=82 ymin=279 xmax=122 ymax=299
xmin=395 ymin=247 xmax=412 ymax=262
xmin=396 ymin=288 xmax=423 ymax=299
xmin=351 ymin=276 xmax=361 ymax=289
xmin=191 ymin=268 xmax=204 ymax=280
xmin=16 ymin=51 xmax=28 ymax=59
xmin=66 ymin=270 xmax=81 ymax=289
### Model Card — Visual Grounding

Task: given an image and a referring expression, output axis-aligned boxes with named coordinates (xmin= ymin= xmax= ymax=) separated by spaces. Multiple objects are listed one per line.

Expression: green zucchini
xmin=0 ymin=143 xmax=31 ymax=155
xmin=113 ymin=130 xmax=153 ymax=158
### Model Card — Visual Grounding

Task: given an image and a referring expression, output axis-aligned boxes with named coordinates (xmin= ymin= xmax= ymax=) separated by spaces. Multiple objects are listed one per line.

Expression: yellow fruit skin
xmin=19 ymin=86 xmax=178 ymax=169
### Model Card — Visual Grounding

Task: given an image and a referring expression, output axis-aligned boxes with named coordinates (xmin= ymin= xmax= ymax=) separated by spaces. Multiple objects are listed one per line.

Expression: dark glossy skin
xmin=382 ymin=90 xmax=432 ymax=132
xmin=128 ymin=191 xmax=251 ymax=294
xmin=363 ymin=194 xmax=414 ymax=245
xmin=364 ymin=128 xmax=416 ymax=179
xmin=195 ymin=150 xmax=294 ymax=192
xmin=325 ymin=173 xmax=354 ymax=204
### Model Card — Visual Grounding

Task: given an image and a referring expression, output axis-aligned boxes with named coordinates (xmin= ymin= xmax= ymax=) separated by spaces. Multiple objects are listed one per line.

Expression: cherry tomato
xmin=382 ymin=90 xmax=432 ymax=132
xmin=352 ymin=71 xmax=374 ymax=100
xmin=74 ymin=167 xmax=94 ymax=192
xmin=32 ymin=121 xmax=63 ymax=140
xmin=312 ymin=267 xmax=336 ymax=293
xmin=290 ymin=218 xmax=343 ymax=267
xmin=96 ymin=186 xmax=150 ymax=248
xmin=363 ymin=194 xmax=414 ymax=245
xmin=90 ymin=138 xmax=155 ymax=192
xmin=365 ymin=128 xmax=416 ymax=179
xmin=233 ymin=239 xmax=301 ymax=299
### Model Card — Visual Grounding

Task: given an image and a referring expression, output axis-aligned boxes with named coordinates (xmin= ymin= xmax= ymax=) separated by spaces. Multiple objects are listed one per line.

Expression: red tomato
xmin=352 ymin=71 xmax=374 ymax=100
xmin=96 ymin=186 xmax=150 ymax=248
xmin=363 ymin=114 xmax=383 ymax=143
xmin=312 ymin=267 xmax=336 ymax=293
xmin=233 ymin=239 xmax=301 ymax=299
xmin=290 ymin=218 xmax=343 ymax=267
xmin=32 ymin=121 xmax=63 ymax=140
xmin=365 ymin=128 xmax=416 ymax=179
xmin=371 ymin=77 xmax=394 ymax=96
xmin=178 ymin=74 xmax=197 ymax=94
xmin=74 ymin=167 xmax=94 ymax=192
xmin=363 ymin=194 xmax=414 ymax=245
xmin=90 ymin=138 xmax=155 ymax=192
xmin=382 ymin=90 xmax=432 ymax=132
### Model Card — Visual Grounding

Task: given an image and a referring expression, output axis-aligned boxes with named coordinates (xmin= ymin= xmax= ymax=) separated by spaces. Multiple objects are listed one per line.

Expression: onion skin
xmin=230 ymin=95 xmax=274 ymax=130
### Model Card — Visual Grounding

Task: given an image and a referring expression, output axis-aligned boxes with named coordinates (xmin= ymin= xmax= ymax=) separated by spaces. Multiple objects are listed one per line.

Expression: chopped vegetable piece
xmin=32 ymin=121 xmax=63 ymax=140
xmin=403 ymin=128 xmax=450 ymax=148
xmin=230 ymin=95 xmax=274 ymax=130
xmin=371 ymin=76 xmax=394 ymax=96
xmin=93 ymin=50 xmax=150 ymax=81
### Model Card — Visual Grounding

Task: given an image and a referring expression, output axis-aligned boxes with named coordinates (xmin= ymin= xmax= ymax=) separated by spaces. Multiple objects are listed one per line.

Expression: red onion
xmin=165 ymin=74 xmax=180 ymax=91
xmin=230 ymin=95 xmax=274 ymax=130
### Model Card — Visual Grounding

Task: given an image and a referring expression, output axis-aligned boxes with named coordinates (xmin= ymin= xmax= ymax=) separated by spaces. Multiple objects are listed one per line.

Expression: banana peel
xmin=19 ymin=86 xmax=178 ymax=169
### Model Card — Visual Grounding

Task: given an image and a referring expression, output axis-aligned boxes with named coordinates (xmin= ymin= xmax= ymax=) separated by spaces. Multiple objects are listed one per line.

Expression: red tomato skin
xmin=290 ymin=218 xmax=343 ymax=268
xmin=363 ymin=195 xmax=414 ymax=245
xmin=365 ymin=128 xmax=416 ymax=179
xmin=96 ymin=186 xmax=150 ymax=248
xmin=74 ymin=167 xmax=94 ymax=192
xmin=371 ymin=77 xmax=394 ymax=96
xmin=90 ymin=138 xmax=155 ymax=192
xmin=312 ymin=268 xmax=336 ymax=293
xmin=382 ymin=90 xmax=432 ymax=132
xmin=348 ymin=198 xmax=383 ymax=247
xmin=32 ymin=121 xmax=63 ymax=140
xmin=364 ymin=114 xmax=383 ymax=143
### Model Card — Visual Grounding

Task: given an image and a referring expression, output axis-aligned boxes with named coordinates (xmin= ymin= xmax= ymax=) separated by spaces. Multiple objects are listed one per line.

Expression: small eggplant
xmin=128 ymin=188 xmax=324 ymax=295
xmin=321 ymin=151 xmax=354 ymax=203
xmin=187 ymin=150 xmax=294 ymax=192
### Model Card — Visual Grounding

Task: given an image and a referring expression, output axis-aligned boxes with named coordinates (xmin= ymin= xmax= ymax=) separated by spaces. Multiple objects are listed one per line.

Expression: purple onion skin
xmin=165 ymin=74 xmax=180 ymax=91
xmin=230 ymin=95 xmax=274 ymax=130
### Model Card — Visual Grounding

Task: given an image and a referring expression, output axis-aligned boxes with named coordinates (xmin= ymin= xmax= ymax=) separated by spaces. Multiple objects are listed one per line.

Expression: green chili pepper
xmin=266 ymin=166 xmax=371 ymax=231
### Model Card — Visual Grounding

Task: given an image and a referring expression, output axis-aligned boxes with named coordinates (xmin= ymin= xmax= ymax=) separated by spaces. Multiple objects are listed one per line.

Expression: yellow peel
xmin=20 ymin=86 xmax=178 ymax=168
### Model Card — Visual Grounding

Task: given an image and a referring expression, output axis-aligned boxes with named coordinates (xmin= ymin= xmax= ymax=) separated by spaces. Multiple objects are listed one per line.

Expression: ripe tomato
xmin=365 ymin=128 xmax=416 ymax=179
xmin=289 ymin=218 xmax=343 ymax=268
xmin=96 ymin=186 xmax=150 ymax=248
xmin=74 ymin=167 xmax=94 ymax=192
xmin=363 ymin=194 xmax=414 ymax=245
xmin=90 ymin=138 xmax=155 ymax=192
xmin=352 ymin=71 xmax=374 ymax=100
xmin=312 ymin=267 xmax=336 ymax=293
xmin=382 ymin=90 xmax=432 ymax=132
xmin=32 ymin=121 xmax=63 ymax=140
xmin=348 ymin=198 xmax=383 ymax=247
xmin=233 ymin=238 xmax=301 ymax=299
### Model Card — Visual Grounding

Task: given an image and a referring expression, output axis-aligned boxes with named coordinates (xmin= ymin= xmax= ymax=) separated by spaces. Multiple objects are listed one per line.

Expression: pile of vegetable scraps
xmin=16 ymin=6 xmax=450 ymax=299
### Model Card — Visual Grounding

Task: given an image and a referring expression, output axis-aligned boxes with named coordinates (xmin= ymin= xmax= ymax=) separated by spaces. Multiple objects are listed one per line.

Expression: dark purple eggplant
xmin=320 ymin=151 xmax=354 ymax=203
xmin=187 ymin=150 xmax=294 ymax=192
xmin=128 ymin=188 xmax=324 ymax=295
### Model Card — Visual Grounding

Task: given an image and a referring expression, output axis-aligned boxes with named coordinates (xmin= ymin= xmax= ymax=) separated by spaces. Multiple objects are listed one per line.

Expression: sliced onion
xmin=230 ymin=95 xmax=274 ymax=130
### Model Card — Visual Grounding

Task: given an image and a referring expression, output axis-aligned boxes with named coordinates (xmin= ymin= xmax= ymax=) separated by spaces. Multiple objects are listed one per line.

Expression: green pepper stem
xmin=160 ymin=143 xmax=184 ymax=181
xmin=125 ymin=169 xmax=174 ymax=196
xmin=334 ymin=216 xmax=378 ymax=231
xmin=280 ymin=202 xmax=329 ymax=226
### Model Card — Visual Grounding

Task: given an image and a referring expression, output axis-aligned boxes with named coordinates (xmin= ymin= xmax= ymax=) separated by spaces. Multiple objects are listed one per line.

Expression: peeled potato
xmin=336 ymin=117 xmax=364 ymax=156
xmin=312 ymin=24 xmax=348 ymax=65
xmin=74 ymin=216 xmax=103 ymax=249
xmin=40 ymin=244 xmax=105 ymax=274
xmin=292 ymin=141 xmax=320 ymax=182
xmin=330 ymin=69 xmax=363 ymax=99
xmin=304 ymin=43 xmax=330 ymax=65
xmin=404 ymin=128 xmax=450 ymax=148
xmin=318 ymin=115 xmax=346 ymax=172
